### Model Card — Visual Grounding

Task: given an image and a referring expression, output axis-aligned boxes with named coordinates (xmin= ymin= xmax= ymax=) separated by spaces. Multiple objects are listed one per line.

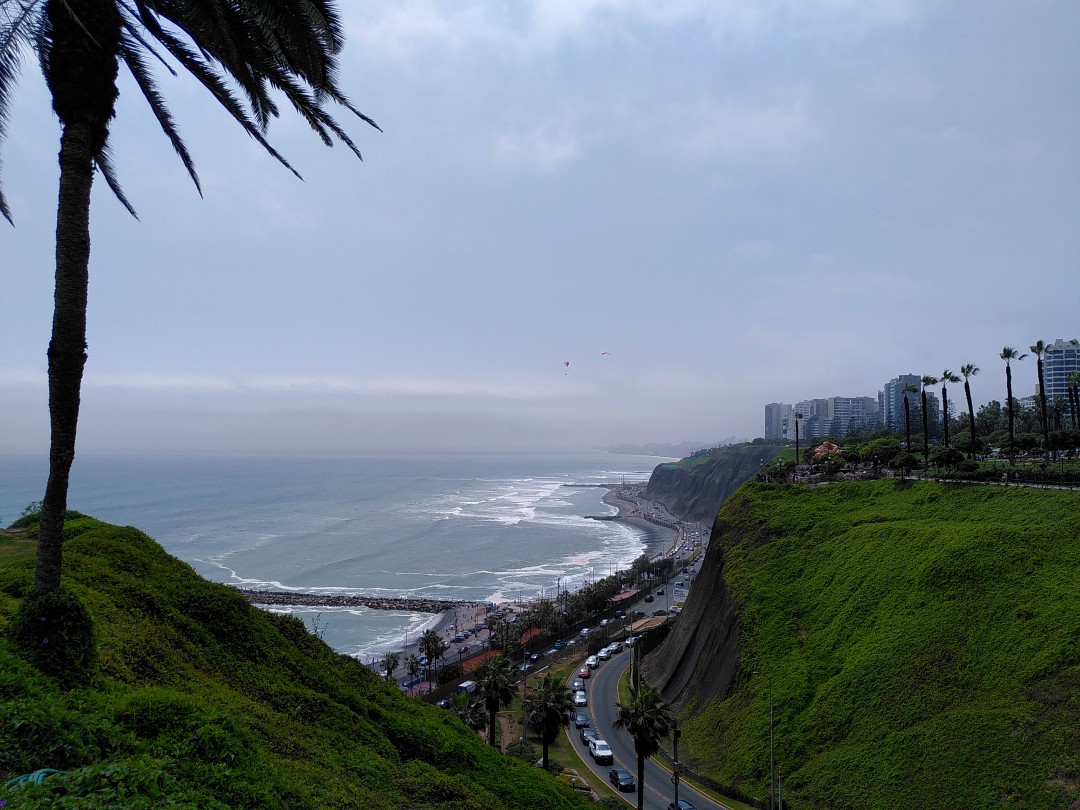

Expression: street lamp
xmin=753 ymin=670 xmax=776 ymax=810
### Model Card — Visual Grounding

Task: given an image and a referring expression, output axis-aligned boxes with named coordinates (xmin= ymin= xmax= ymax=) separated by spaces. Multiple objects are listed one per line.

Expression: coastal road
xmin=569 ymin=654 xmax=731 ymax=810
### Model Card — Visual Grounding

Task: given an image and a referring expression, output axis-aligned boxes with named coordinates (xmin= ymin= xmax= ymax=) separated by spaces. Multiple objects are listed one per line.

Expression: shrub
xmin=10 ymin=586 xmax=98 ymax=689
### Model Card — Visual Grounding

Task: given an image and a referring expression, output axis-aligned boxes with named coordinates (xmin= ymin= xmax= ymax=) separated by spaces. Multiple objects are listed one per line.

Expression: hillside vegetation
xmin=0 ymin=517 xmax=590 ymax=809
xmin=663 ymin=480 xmax=1080 ymax=809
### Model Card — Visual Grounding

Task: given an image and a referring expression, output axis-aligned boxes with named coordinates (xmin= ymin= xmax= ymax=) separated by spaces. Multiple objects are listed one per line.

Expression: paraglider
xmin=564 ymin=360 xmax=570 ymax=376
xmin=601 ymin=351 xmax=611 ymax=357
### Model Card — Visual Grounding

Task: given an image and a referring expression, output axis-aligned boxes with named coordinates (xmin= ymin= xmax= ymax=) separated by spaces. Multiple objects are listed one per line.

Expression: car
xmin=643 ymin=594 xmax=654 ymax=603
xmin=597 ymin=647 xmax=611 ymax=660
xmin=578 ymin=667 xmax=591 ymax=679
xmin=579 ymin=627 xmax=591 ymax=636
xmin=573 ymin=711 xmax=590 ymax=729
xmin=572 ymin=678 xmax=585 ymax=691
xmin=435 ymin=698 xmax=451 ymax=708
xmin=553 ymin=640 xmax=567 ymax=650
xmin=656 ymin=588 xmax=664 ymax=595
xmin=585 ymin=655 xmax=599 ymax=668
xmin=608 ymin=640 xmax=623 ymax=652
xmin=573 ymin=690 xmax=588 ymax=707
xmin=580 ymin=726 xmax=598 ymax=745
xmin=616 ymin=611 xmax=627 ymax=619
xmin=599 ymin=618 xmax=611 ymax=626
xmin=625 ymin=636 xmax=638 ymax=647
xmin=452 ymin=633 xmax=465 ymax=643
xmin=589 ymin=738 xmax=613 ymax=764
xmin=653 ymin=608 xmax=668 ymax=616
xmin=667 ymin=802 xmax=698 ymax=810
xmin=608 ymin=767 xmax=635 ymax=792
xmin=530 ymin=651 xmax=545 ymax=661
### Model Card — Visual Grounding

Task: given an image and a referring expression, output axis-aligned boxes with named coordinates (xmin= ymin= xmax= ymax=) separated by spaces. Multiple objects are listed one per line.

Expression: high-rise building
xmin=880 ymin=374 xmax=922 ymax=432
xmin=825 ymin=396 xmax=881 ymax=437
xmin=1040 ymin=338 xmax=1080 ymax=404
xmin=764 ymin=403 xmax=793 ymax=440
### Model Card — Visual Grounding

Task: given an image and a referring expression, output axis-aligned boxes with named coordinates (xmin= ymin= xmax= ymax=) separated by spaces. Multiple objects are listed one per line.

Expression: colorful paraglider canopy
xmin=601 ymin=351 xmax=611 ymax=356
xmin=565 ymin=361 xmax=570 ymax=367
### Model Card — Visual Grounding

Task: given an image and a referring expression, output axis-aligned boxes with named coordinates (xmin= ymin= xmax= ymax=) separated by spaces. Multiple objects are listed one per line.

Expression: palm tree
xmin=1068 ymin=372 xmax=1080 ymax=430
xmin=419 ymin=630 xmax=445 ymax=693
xmin=524 ymin=673 xmax=574 ymax=770
xmin=448 ymin=690 xmax=488 ymax=733
xmin=939 ymin=371 xmax=961 ymax=448
xmin=474 ymin=654 xmax=516 ymax=748
xmin=960 ymin=364 xmax=980 ymax=458
xmin=405 ymin=654 xmax=422 ymax=695
xmin=902 ymin=383 xmax=919 ymax=452
xmin=1030 ymin=340 xmax=1052 ymax=456
xmin=793 ymin=411 xmax=803 ymax=483
xmin=1 ymin=0 xmax=376 ymax=607
xmin=381 ymin=650 xmax=399 ymax=684
xmin=920 ymin=375 xmax=938 ymax=466
xmin=1000 ymin=347 xmax=1027 ymax=459
xmin=614 ymin=682 xmax=675 ymax=810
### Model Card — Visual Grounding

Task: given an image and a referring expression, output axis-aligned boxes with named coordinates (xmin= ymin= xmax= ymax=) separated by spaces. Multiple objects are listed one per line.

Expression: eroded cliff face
xmin=640 ymin=484 xmax=775 ymax=710
xmin=645 ymin=445 xmax=783 ymax=523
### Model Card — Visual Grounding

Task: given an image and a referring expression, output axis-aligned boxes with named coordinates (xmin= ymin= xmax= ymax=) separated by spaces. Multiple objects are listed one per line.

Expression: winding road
xmin=567 ymin=653 xmax=732 ymax=810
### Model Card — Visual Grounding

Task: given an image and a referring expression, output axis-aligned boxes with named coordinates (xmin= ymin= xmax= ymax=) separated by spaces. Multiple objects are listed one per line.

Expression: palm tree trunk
xmin=921 ymin=391 xmax=931 ymax=466
xmin=965 ymin=381 xmax=977 ymax=459
xmin=36 ymin=119 xmax=96 ymax=595
xmin=904 ymin=396 xmax=912 ymax=450
xmin=636 ymin=752 xmax=646 ymax=810
xmin=1037 ymin=358 xmax=1050 ymax=457
xmin=1006 ymin=365 xmax=1016 ymax=460
xmin=488 ymin=707 xmax=497 ymax=747
xmin=942 ymin=387 xmax=950 ymax=448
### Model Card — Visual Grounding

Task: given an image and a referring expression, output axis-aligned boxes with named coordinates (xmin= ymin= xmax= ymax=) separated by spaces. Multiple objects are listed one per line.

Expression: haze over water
xmin=0 ymin=452 xmax=664 ymax=660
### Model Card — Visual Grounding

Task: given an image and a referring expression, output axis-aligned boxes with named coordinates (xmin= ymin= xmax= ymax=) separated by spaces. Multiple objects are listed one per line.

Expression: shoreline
xmin=241 ymin=484 xmax=678 ymax=670
xmin=600 ymin=487 xmax=678 ymax=560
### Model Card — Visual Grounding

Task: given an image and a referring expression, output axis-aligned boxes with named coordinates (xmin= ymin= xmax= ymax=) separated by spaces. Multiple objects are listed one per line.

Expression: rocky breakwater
xmin=232 ymin=587 xmax=482 ymax=614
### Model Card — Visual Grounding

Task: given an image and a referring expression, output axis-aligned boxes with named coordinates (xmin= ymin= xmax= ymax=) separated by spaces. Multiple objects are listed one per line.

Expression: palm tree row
xmin=903 ymin=340 xmax=1078 ymax=466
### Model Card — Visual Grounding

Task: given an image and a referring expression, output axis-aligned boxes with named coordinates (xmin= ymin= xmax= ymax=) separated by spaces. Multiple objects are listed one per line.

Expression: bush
xmin=435 ymin=661 xmax=464 ymax=685
xmin=10 ymin=586 xmax=98 ymax=689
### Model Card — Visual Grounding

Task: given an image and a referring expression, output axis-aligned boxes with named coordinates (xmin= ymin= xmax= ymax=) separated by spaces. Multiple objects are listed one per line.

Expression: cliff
xmin=642 ymin=480 xmax=1080 ymax=809
xmin=645 ymin=444 xmax=784 ymax=522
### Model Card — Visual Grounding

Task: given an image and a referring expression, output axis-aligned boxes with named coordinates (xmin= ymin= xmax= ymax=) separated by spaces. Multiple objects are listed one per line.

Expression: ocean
xmin=0 ymin=452 xmax=665 ymax=661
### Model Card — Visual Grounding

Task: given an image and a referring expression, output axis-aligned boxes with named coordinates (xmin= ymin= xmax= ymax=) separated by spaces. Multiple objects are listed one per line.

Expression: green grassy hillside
xmin=0 ymin=517 xmax=591 ymax=809
xmin=681 ymin=480 xmax=1080 ymax=809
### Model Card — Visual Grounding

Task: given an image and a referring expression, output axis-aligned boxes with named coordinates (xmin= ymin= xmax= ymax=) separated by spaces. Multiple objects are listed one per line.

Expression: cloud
xmin=679 ymin=98 xmax=820 ymax=162
xmin=492 ymin=122 xmax=582 ymax=171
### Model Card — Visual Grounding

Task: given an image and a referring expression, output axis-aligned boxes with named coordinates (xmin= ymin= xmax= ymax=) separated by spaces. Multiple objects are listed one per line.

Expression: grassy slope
xmin=0 ymin=518 xmax=591 ymax=809
xmin=681 ymin=480 xmax=1080 ymax=810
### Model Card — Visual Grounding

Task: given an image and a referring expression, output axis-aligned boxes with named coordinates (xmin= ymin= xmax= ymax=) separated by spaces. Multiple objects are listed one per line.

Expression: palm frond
xmin=146 ymin=29 xmax=302 ymax=179
xmin=149 ymin=1 xmax=280 ymax=129
xmin=1 ymin=0 xmax=46 ymax=223
xmin=94 ymin=144 xmax=139 ymax=219
xmin=117 ymin=1 xmax=178 ymax=77
xmin=119 ymin=35 xmax=201 ymax=195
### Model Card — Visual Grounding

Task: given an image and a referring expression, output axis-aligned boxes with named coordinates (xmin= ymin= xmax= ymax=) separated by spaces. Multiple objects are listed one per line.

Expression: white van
xmin=456 ymin=680 xmax=477 ymax=695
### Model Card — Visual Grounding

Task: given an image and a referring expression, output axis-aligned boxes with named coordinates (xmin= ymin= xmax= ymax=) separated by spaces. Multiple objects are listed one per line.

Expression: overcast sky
xmin=2 ymin=0 xmax=1078 ymax=456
